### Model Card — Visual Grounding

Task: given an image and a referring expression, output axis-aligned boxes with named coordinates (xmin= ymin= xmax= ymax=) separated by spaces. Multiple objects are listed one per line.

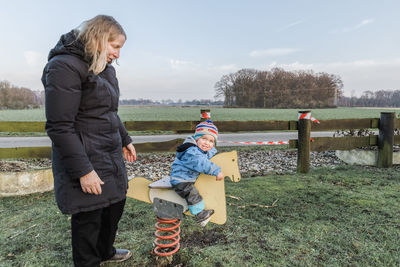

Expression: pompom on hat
xmin=193 ymin=120 xmax=218 ymax=142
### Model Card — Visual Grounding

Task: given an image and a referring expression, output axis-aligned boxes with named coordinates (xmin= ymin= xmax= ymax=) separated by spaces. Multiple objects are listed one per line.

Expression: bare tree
xmin=0 ymin=80 xmax=41 ymax=109
xmin=214 ymin=68 xmax=343 ymax=108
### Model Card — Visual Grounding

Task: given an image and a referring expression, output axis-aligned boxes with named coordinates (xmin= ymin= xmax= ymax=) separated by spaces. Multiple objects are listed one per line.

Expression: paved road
xmin=0 ymin=132 xmax=335 ymax=148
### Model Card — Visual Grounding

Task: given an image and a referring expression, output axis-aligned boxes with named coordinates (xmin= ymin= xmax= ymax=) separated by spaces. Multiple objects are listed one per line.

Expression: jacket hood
xmin=183 ymin=136 xmax=197 ymax=146
xmin=48 ymin=30 xmax=86 ymax=61
xmin=176 ymin=136 xmax=198 ymax=158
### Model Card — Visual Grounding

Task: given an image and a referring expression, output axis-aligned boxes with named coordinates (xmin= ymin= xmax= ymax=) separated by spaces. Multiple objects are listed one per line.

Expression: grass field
xmin=1 ymin=164 xmax=399 ymax=266
xmin=0 ymin=106 xmax=399 ymax=121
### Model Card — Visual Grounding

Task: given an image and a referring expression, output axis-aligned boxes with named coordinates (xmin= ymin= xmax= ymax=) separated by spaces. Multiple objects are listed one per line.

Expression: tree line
xmin=214 ymin=68 xmax=343 ymax=108
xmin=119 ymin=98 xmax=223 ymax=106
xmin=0 ymin=80 xmax=44 ymax=109
xmin=2 ymin=76 xmax=400 ymax=109
xmin=338 ymin=90 xmax=400 ymax=107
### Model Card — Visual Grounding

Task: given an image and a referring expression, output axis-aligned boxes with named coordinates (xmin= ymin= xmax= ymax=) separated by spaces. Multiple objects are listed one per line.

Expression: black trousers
xmin=173 ymin=182 xmax=202 ymax=205
xmin=71 ymin=199 xmax=126 ymax=267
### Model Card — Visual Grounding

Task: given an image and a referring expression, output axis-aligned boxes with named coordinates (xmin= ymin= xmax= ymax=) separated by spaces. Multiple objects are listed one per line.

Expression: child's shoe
xmin=195 ymin=209 xmax=214 ymax=227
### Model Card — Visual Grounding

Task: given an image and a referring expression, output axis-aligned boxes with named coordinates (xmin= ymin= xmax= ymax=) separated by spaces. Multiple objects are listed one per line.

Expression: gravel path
xmin=0 ymin=150 xmax=345 ymax=178
xmin=126 ymin=150 xmax=344 ymax=178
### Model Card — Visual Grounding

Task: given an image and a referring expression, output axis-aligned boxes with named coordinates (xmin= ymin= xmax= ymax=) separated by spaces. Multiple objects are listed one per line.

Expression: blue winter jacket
xmin=170 ymin=136 xmax=221 ymax=186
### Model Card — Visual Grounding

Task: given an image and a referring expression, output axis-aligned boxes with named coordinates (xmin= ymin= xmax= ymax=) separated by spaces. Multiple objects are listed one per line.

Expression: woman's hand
xmin=80 ymin=170 xmax=104 ymax=195
xmin=216 ymin=172 xmax=224 ymax=181
xmin=123 ymin=143 xmax=137 ymax=162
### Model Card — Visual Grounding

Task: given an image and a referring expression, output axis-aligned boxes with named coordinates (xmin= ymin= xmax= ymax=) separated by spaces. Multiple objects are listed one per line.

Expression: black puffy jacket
xmin=41 ymin=30 xmax=132 ymax=214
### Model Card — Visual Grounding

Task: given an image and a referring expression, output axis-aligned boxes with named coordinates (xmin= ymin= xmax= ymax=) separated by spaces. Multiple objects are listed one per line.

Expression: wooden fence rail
xmin=2 ymin=117 xmax=399 ymax=133
xmin=0 ymin=110 xmax=399 ymax=172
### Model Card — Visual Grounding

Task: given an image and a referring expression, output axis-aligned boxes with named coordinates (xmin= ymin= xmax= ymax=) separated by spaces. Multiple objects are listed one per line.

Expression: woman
xmin=42 ymin=15 xmax=136 ymax=266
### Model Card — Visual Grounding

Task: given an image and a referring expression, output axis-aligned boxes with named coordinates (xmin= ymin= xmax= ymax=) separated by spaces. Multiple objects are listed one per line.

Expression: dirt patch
xmin=149 ymin=228 xmax=228 ymax=267
xmin=181 ymin=228 xmax=228 ymax=249
xmin=0 ymin=159 xmax=51 ymax=172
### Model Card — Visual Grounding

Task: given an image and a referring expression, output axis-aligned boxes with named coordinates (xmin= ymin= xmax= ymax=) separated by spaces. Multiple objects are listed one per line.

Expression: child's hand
xmin=216 ymin=172 xmax=224 ymax=181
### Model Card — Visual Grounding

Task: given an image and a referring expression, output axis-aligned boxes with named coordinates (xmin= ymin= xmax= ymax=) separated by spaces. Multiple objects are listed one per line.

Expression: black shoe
xmin=195 ymin=209 xmax=214 ymax=227
xmin=101 ymin=249 xmax=132 ymax=265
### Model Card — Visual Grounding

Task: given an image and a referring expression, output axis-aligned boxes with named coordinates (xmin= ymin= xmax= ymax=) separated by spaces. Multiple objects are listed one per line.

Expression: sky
xmin=1 ymin=0 xmax=399 ymax=101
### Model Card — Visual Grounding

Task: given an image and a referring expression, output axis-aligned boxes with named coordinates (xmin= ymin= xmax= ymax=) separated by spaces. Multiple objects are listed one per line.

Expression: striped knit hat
xmin=193 ymin=120 xmax=218 ymax=142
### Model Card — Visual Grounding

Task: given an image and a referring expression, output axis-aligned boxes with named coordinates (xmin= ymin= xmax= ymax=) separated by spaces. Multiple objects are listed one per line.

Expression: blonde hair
xmin=77 ymin=15 xmax=126 ymax=75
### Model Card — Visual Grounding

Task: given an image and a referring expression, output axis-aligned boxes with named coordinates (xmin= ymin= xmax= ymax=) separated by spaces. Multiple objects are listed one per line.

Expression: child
xmin=170 ymin=120 xmax=224 ymax=226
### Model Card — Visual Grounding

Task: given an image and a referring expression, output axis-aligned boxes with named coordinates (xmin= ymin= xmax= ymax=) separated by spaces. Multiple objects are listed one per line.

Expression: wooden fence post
xmin=377 ymin=112 xmax=395 ymax=168
xmin=200 ymin=109 xmax=211 ymax=122
xmin=297 ymin=110 xmax=311 ymax=173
